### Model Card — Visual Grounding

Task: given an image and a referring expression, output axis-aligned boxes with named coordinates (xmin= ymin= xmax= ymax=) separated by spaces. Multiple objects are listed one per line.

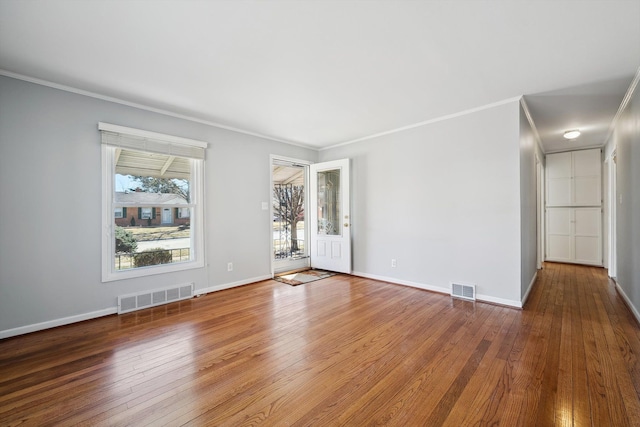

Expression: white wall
xmin=0 ymin=76 xmax=317 ymax=337
xmin=320 ymin=100 xmax=523 ymax=306
xmin=606 ymin=77 xmax=640 ymax=322
xmin=519 ymin=102 xmax=542 ymax=299
xmin=0 ymin=75 xmax=538 ymax=337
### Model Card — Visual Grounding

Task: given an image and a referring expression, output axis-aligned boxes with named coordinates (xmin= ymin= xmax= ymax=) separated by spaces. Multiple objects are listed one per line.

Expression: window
xmin=140 ymin=207 xmax=153 ymax=220
xmin=100 ymin=122 xmax=207 ymax=282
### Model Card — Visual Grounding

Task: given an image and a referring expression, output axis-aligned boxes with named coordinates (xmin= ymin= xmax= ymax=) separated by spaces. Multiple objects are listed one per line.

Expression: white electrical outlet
xmin=227 ymin=262 xmax=233 ymax=272
xmin=391 ymin=259 xmax=397 ymax=268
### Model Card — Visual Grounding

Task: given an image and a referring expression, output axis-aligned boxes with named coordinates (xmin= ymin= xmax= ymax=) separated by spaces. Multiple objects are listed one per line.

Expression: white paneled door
xmin=546 ymin=149 xmax=601 ymax=207
xmin=310 ymin=159 xmax=351 ymax=273
xmin=162 ymin=208 xmax=172 ymax=224
xmin=546 ymin=207 xmax=602 ymax=266
xmin=573 ymin=149 xmax=602 ymax=206
xmin=573 ymin=208 xmax=602 ymax=265
xmin=546 ymin=208 xmax=573 ymax=262
xmin=545 ymin=148 xmax=602 ymax=266
xmin=546 ymin=152 xmax=572 ymax=206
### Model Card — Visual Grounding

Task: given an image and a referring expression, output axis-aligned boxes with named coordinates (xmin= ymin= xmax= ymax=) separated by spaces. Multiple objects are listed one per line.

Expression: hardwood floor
xmin=1 ymin=263 xmax=639 ymax=426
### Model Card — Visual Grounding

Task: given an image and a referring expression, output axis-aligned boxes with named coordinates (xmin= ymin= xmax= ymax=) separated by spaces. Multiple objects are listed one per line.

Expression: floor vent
xmin=118 ymin=283 xmax=194 ymax=314
xmin=451 ymin=282 xmax=476 ymax=301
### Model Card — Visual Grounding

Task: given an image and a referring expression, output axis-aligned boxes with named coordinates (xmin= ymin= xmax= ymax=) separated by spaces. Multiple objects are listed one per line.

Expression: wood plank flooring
xmin=1 ymin=263 xmax=639 ymax=426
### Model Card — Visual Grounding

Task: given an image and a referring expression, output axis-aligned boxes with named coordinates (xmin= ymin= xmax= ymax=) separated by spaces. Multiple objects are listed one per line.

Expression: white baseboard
xmin=520 ymin=271 xmax=538 ymax=308
xmin=1 ymin=275 xmax=274 ymax=340
xmin=351 ymin=271 xmax=450 ymax=295
xmin=615 ymin=280 xmax=640 ymax=326
xmin=351 ymin=271 xmax=522 ymax=308
xmin=0 ymin=307 xmax=117 ymax=340
xmin=1 ymin=271 xmax=528 ymax=339
xmin=196 ymin=274 xmax=273 ymax=295
xmin=476 ymin=293 xmax=522 ymax=308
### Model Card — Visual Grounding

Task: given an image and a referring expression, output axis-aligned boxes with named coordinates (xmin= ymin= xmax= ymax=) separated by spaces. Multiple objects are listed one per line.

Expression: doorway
xmin=270 ymin=157 xmax=352 ymax=276
xmin=272 ymin=157 xmax=310 ymax=274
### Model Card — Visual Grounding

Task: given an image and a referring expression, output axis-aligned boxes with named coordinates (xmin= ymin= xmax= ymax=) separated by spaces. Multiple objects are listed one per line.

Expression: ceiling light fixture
xmin=563 ymin=129 xmax=581 ymax=140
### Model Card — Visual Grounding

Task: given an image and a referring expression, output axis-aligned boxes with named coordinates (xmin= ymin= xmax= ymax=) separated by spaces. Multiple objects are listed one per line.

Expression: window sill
xmin=102 ymin=259 xmax=205 ymax=282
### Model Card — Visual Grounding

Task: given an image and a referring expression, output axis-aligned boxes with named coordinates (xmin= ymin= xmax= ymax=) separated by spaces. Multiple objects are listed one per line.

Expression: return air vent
xmin=118 ymin=283 xmax=194 ymax=314
xmin=451 ymin=282 xmax=476 ymax=301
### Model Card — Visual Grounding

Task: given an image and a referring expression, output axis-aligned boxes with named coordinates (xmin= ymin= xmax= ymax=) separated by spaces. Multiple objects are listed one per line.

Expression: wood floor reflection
xmin=1 ymin=263 xmax=639 ymax=426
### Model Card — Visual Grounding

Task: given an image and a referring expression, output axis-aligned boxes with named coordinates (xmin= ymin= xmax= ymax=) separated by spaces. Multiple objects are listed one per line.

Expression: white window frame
xmin=140 ymin=207 xmax=153 ymax=220
xmin=100 ymin=122 xmax=206 ymax=282
xmin=114 ymin=207 xmax=124 ymax=218
xmin=178 ymin=207 xmax=190 ymax=218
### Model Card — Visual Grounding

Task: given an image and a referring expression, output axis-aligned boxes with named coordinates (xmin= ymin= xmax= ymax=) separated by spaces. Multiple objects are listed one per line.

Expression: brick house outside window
xmin=114 ymin=191 xmax=190 ymax=227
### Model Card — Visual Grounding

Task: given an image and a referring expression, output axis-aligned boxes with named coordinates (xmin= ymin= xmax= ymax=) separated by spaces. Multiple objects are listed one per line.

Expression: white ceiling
xmin=1 ymin=0 xmax=639 ymax=151
xmin=523 ymin=76 xmax=635 ymax=153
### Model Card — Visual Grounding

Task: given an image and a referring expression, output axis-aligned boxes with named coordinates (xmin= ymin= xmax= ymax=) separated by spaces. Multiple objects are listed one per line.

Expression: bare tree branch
xmin=273 ymin=184 xmax=304 ymax=251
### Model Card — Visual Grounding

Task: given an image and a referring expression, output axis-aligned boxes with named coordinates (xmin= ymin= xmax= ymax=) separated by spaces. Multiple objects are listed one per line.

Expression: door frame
xmin=606 ymin=150 xmax=617 ymax=278
xmin=536 ymin=154 xmax=544 ymax=269
xmin=270 ymin=155 xmax=312 ymax=276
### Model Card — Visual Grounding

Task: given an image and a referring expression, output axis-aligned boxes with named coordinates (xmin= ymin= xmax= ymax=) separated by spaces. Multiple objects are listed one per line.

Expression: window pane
xmin=113 ymin=225 xmax=192 ymax=271
xmin=141 ymin=208 xmax=152 ymax=219
xmin=112 ymin=149 xmax=192 ymax=271
xmin=317 ymin=169 xmax=341 ymax=236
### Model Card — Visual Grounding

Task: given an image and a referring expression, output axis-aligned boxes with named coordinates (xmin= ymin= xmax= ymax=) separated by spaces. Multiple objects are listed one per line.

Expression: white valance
xmin=99 ymin=122 xmax=207 ymax=160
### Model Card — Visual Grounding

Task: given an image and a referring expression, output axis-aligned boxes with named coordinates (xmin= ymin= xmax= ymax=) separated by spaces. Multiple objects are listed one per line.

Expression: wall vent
xmin=118 ymin=283 xmax=194 ymax=314
xmin=451 ymin=282 xmax=476 ymax=301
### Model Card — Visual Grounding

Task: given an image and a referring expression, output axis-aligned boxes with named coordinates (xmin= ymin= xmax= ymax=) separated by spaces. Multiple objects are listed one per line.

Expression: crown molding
xmin=543 ymin=145 xmax=604 ymax=155
xmin=519 ymin=97 xmax=545 ymax=154
xmin=320 ymin=96 xmax=522 ymax=151
xmin=0 ymin=69 xmax=318 ymax=151
xmin=605 ymin=66 xmax=640 ymax=145
xmin=6 ymin=67 xmax=600 ymax=155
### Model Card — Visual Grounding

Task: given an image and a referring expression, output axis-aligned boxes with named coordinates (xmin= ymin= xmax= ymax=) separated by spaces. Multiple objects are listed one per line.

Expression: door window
xmin=317 ymin=169 xmax=341 ymax=236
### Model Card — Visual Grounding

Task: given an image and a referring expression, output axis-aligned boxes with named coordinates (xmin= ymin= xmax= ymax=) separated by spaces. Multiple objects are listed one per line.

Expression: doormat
xmin=273 ymin=269 xmax=337 ymax=286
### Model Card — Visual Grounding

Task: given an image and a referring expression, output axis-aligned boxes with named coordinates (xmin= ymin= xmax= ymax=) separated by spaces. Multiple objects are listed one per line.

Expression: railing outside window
xmin=115 ymin=247 xmax=190 ymax=270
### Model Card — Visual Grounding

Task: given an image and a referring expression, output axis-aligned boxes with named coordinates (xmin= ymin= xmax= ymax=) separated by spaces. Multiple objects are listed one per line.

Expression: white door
xmin=546 ymin=207 xmax=602 ymax=265
xmin=162 ymin=208 xmax=172 ymax=224
xmin=310 ymin=159 xmax=351 ymax=273
xmin=573 ymin=149 xmax=601 ymax=206
xmin=574 ymin=208 xmax=602 ymax=265
xmin=546 ymin=208 xmax=573 ymax=262
xmin=546 ymin=152 xmax=572 ymax=206
xmin=546 ymin=149 xmax=601 ymax=207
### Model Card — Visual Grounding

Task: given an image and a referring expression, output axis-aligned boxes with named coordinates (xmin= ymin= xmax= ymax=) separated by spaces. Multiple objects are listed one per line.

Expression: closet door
xmin=546 ymin=149 xmax=601 ymax=207
xmin=573 ymin=149 xmax=601 ymax=206
xmin=574 ymin=208 xmax=601 ymax=265
xmin=545 ymin=207 xmax=602 ymax=266
xmin=546 ymin=152 xmax=572 ymax=206
xmin=545 ymin=149 xmax=602 ymax=266
xmin=546 ymin=208 xmax=572 ymax=262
